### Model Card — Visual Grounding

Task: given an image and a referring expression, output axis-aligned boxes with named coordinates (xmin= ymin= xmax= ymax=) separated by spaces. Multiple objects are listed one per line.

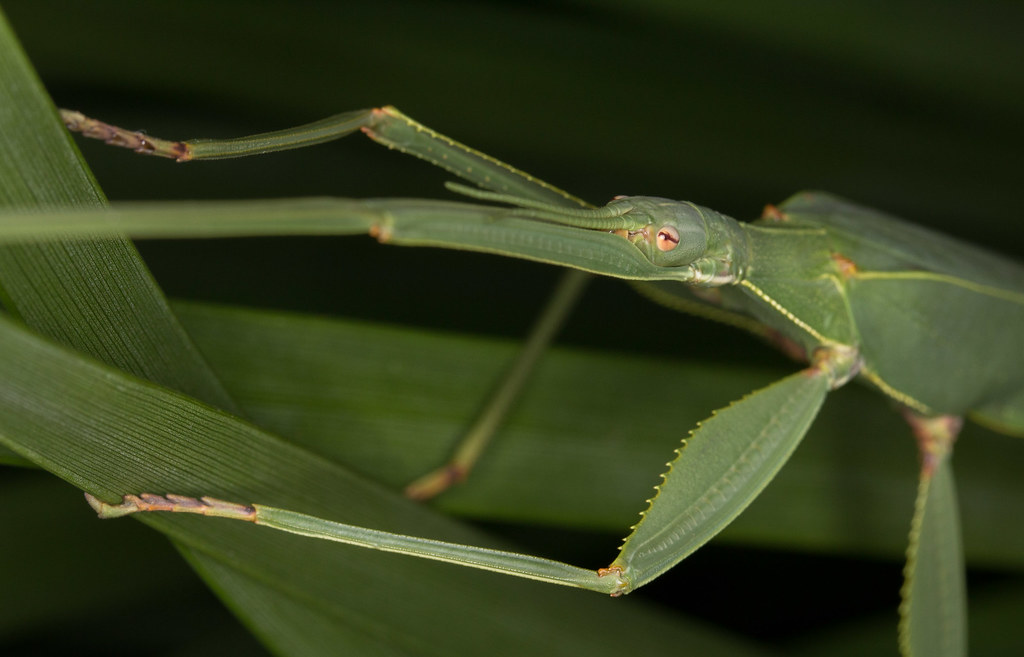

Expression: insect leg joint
xmin=810 ymin=344 xmax=862 ymax=389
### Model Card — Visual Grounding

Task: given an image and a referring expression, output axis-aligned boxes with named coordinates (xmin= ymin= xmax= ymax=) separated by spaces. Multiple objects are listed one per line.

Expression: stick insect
xmin=58 ymin=106 xmax=1024 ymax=656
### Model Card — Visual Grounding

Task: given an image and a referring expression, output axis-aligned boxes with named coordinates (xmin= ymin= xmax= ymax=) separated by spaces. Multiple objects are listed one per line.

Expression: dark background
xmin=4 ymin=1 xmax=1023 ymax=654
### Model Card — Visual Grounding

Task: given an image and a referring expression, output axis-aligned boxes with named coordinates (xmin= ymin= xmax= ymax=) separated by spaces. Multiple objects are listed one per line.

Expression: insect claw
xmin=84 ymin=492 xmax=145 ymax=519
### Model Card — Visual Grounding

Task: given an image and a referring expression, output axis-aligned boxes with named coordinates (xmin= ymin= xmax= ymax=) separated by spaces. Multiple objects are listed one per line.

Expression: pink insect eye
xmin=656 ymin=226 xmax=680 ymax=252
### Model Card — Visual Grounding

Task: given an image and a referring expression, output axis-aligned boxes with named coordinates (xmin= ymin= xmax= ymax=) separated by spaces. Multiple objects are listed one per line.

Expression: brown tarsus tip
xmin=85 ymin=492 xmax=257 ymax=521
xmin=59 ymin=109 xmax=192 ymax=162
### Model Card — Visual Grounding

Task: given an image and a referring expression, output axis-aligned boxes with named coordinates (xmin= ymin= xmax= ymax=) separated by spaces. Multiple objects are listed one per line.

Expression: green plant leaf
xmin=0 ymin=3 xmax=237 ymax=435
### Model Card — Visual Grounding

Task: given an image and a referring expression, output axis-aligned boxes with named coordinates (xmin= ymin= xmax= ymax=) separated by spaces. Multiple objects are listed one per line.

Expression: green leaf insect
xmin=35 ymin=105 xmax=1024 ymax=657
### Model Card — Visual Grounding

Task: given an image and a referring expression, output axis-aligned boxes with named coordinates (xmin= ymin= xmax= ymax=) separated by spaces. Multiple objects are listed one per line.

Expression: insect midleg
xmin=356 ymin=107 xmax=595 ymax=498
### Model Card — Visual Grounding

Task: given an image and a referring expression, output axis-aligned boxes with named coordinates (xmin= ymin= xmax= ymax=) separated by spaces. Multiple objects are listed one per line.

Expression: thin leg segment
xmin=405 ymin=268 xmax=590 ymax=500
xmin=85 ymin=492 xmax=626 ymax=595
xmin=60 ymin=106 xmax=587 ymax=208
xmin=61 ymin=108 xmax=377 ymax=162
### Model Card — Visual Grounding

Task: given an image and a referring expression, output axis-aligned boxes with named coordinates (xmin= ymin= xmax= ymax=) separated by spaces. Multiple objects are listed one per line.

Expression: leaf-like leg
xmin=899 ymin=412 xmax=966 ymax=657
xmin=608 ymin=346 xmax=860 ymax=592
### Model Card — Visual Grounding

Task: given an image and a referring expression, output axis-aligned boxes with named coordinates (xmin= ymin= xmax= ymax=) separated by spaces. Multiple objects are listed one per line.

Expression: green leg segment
xmin=405 ymin=269 xmax=590 ymax=500
xmin=899 ymin=412 xmax=966 ymax=657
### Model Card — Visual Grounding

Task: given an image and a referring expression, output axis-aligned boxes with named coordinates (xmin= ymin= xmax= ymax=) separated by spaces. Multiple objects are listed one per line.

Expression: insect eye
xmin=656 ymin=226 xmax=680 ymax=252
